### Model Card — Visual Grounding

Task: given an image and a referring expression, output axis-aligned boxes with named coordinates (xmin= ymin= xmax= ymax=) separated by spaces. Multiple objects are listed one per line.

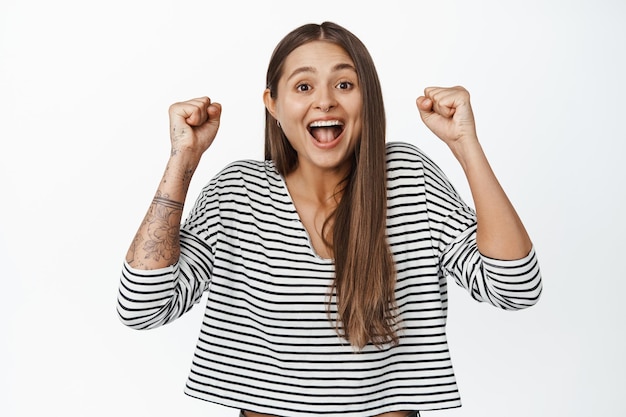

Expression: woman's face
xmin=264 ymin=40 xmax=362 ymax=176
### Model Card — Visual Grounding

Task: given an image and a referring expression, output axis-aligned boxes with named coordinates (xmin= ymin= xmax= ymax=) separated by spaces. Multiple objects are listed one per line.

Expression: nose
xmin=315 ymin=86 xmax=337 ymax=112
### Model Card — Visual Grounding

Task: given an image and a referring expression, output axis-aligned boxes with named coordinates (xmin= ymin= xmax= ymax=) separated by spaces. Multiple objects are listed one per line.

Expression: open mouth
xmin=308 ymin=120 xmax=344 ymax=143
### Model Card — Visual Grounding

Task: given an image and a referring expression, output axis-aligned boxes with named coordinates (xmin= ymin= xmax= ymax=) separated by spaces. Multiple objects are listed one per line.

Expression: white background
xmin=1 ymin=0 xmax=625 ymax=416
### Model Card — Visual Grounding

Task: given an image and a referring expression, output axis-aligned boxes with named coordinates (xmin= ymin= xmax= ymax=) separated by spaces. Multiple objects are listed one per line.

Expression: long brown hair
xmin=264 ymin=22 xmax=398 ymax=349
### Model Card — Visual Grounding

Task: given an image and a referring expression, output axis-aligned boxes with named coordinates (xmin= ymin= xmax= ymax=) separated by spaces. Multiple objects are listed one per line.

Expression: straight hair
xmin=264 ymin=22 xmax=398 ymax=349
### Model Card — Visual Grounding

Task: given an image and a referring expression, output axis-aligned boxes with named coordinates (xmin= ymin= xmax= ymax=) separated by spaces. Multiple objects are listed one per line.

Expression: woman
xmin=118 ymin=22 xmax=542 ymax=417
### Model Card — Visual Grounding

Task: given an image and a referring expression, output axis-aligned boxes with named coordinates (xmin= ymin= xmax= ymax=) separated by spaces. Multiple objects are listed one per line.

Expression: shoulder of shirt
xmin=385 ymin=140 xmax=451 ymax=185
xmin=385 ymin=140 xmax=431 ymax=164
xmin=211 ymin=159 xmax=278 ymax=180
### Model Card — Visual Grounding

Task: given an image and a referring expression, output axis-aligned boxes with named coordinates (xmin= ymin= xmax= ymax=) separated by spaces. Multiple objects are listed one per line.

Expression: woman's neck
xmin=285 ymin=163 xmax=349 ymax=206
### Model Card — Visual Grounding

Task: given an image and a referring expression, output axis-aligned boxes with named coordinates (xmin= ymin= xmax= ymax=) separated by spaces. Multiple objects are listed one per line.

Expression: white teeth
xmin=308 ymin=120 xmax=343 ymax=128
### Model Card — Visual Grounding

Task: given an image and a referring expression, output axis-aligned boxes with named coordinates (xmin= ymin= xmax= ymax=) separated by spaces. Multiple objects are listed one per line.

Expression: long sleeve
xmin=439 ymin=222 xmax=542 ymax=310
xmin=419 ymin=143 xmax=542 ymax=310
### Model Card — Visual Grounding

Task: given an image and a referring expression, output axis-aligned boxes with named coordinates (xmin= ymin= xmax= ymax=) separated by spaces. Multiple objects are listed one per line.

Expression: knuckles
xmin=425 ymin=86 xmax=471 ymax=113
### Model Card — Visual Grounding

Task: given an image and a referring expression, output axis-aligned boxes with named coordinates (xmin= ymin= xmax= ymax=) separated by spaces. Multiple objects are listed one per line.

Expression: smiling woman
xmin=117 ymin=21 xmax=542 ymax=417
xmin=264 ymin=41 xmax=363 ymax=174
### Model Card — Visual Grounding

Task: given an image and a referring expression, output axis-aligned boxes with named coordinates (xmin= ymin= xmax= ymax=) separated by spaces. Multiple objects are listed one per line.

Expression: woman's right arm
xmin=125 ymin=97 xmax=222 ymax=270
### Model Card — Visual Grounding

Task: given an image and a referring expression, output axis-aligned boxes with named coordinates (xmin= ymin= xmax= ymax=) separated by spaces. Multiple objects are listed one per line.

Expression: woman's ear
xmin=263 ymin=88 xmax=277 ymax=119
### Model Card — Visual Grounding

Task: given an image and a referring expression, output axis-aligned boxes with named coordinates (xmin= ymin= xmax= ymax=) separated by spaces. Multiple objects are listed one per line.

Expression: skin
xmin=125 ymin=41 xmax=531 ymax=417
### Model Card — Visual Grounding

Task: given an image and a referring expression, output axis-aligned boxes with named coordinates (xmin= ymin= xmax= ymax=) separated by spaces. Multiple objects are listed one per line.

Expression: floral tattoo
xmin=128 ymin=192 xmax=183 ymax=268
xmin=144 ymin=195 xmax=183 ymax=260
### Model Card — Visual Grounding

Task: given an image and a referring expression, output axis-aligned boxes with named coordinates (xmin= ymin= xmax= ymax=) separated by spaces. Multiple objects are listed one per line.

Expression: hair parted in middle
xmin=264 ymin=21 xmax=399 ymax=349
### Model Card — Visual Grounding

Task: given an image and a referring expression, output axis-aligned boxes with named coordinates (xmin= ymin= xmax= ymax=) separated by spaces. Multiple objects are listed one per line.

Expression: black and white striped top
xmin=118 ymin=141 xmax=542 ymax=416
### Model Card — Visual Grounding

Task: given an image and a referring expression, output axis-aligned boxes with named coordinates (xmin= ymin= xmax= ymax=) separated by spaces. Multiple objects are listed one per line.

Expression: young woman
xmin=118 ymin=22 xmax=542 ymax=417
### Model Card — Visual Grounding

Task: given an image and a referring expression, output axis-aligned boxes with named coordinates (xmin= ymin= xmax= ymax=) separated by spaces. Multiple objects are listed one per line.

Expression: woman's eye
xmin=337 ymin=81 xmax=353 ymax=90
xmin=296 ymin=83 xmax=310 ymax=92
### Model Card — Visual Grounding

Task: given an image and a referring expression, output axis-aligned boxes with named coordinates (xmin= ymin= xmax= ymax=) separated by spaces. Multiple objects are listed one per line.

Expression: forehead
xmin=282 ymin=40 xmax=355 ymax=76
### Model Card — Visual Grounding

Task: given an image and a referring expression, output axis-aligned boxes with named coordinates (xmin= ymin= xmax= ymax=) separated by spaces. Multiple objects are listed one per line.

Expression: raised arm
xmin=125 ymin=97 xmax=222 ymax=270
xmin=416 ymin=86 xmax=532 ymax=260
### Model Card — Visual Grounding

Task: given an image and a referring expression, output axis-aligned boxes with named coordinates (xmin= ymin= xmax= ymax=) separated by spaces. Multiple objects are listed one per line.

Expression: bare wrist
xmin=449 ymin=136 xmax=485 ymax=172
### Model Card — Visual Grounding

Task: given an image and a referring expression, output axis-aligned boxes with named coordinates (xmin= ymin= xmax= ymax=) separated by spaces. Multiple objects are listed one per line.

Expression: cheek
xmin=278 ymin=92 xmax=307 ymax=112
xmin=284 ymin=100 xmax=309 ymax=121
xmin=344 ymin=97 xmax=363 ymax=123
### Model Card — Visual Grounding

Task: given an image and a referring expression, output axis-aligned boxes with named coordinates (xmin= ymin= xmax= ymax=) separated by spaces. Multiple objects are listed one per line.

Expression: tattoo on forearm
xmin=162 ymin=162 xmax=195 ymax=186
xmin=128 ymin=193 xmax=184 ymax=267
xmin=143 ymin=194 xmax=182 ymax=262
xmin=183 ymin=168 xmax=194 ymax=184
xmin=153 ymin=196 xmax=184 ymax=210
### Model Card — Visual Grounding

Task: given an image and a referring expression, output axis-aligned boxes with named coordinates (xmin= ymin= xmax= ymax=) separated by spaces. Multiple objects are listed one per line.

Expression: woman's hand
xmin=169 ymin=96 xmax=222 ymax=159
xmin=416 ymin=86 xmax=477 ymax=149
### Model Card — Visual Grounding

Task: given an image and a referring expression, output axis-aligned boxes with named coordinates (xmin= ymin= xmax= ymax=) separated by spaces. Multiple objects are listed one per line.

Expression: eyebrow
xmin=286 ymin=63 xmax=357 ymax=82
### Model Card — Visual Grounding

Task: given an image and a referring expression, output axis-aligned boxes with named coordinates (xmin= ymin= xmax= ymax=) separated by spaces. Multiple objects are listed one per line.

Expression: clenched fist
xmin=168 ymin=96 xmax=222 ymax=158
xmin=416 ymin=86 xmax=477 ymax=147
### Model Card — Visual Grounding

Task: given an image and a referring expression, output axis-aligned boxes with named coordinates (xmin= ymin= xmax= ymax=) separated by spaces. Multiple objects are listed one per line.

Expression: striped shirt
xmin=118 ymin=141 xmax=542 ymax=416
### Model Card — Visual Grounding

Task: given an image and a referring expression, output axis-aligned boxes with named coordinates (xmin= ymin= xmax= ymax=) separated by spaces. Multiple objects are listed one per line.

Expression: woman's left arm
xmin=417 ymin=86 xmax=532 ymax=260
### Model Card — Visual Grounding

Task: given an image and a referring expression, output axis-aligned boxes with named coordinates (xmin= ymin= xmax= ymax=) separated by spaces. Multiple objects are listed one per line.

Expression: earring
xmin=276 ymin=120 xmax=281 ymax=128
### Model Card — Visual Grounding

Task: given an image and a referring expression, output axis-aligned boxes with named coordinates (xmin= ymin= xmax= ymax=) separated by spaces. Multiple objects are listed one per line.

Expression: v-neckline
xmin=276 ymin=172 xmax=335 ymax=262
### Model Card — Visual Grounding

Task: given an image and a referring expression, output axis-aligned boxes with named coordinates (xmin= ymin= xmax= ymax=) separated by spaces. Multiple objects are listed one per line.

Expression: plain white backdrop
xmin=1 ymin=0 xmax=625 ymax=416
